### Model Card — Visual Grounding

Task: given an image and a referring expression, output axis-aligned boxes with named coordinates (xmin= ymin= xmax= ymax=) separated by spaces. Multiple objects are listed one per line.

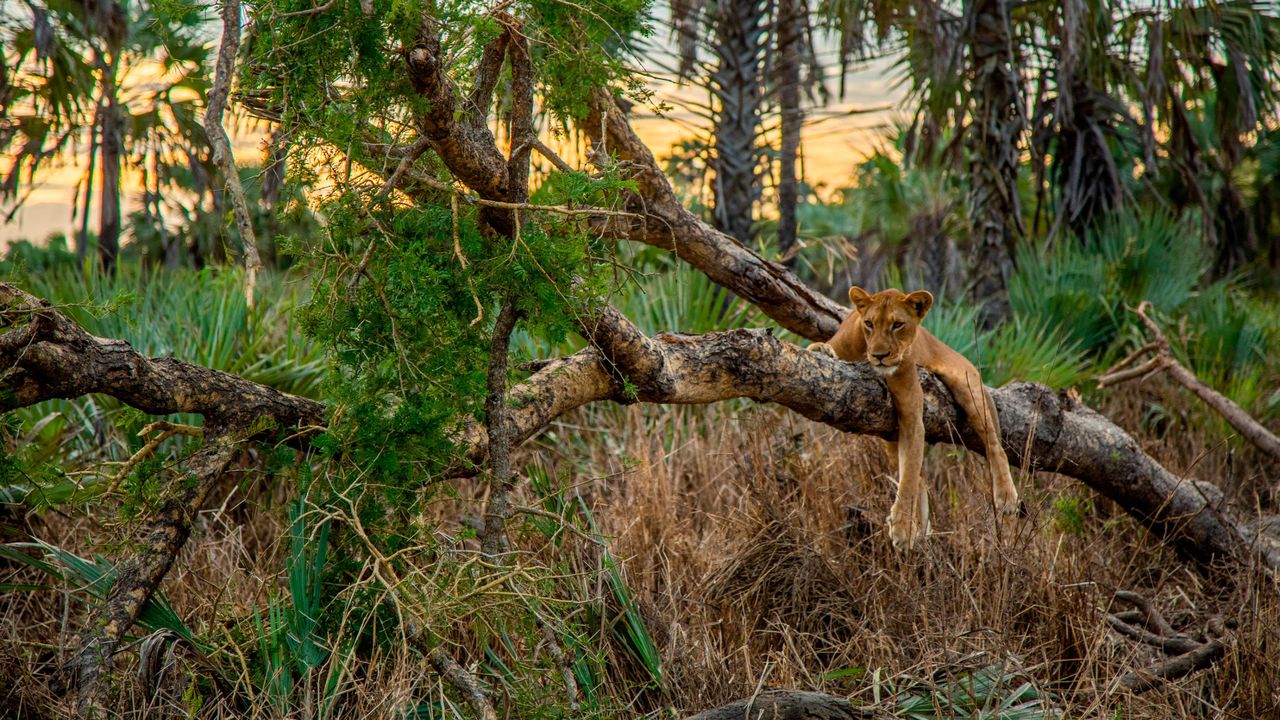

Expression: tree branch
xmin=205 ymin=0 xmax=263 ymax=307
xmin=581 ymin=88 xmax=846 ymax=341
xmin=6 ymin=282 xmax=1277 ymax=577
xmin=0 ymin=283 xmax=324 ymax=437
xmin=1099 ymin=302 xmax=1280 ymax=464
xmin=71 ymin=433 xmax=244 ymax=715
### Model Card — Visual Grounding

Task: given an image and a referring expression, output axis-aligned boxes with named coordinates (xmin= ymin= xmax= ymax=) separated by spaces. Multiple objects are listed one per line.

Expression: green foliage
xmin=1009 ymin=209 xmax=1206 ymax=355
xmin=298 ymin=187 xmax=613 ymax=495
xmin=922 ymin=294 xmax=1089 ymax=390
xmin=238 ymin=500 xmax=348 ymax=718
xmin=885 ymin=663 xmax=1056 ymax=719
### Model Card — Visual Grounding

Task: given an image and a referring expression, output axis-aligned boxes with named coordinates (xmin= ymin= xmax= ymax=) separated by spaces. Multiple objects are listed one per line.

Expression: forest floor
xmin=3 ymin=378 xmax=1278 ymax=718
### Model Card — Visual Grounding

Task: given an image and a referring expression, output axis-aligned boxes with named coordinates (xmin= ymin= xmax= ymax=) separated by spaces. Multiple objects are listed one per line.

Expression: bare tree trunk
xmin=710 ymin=0 xmax=765 ymax=246
xmin=98 ymin=70 xmax=123 ymax=274
xmin=77 ymin=95 xmax=101 ymax=263
xmin=965 ymin=0 xmax=1023 ymax=326
xmin=776 ymin=0 xmax=803 ymax=265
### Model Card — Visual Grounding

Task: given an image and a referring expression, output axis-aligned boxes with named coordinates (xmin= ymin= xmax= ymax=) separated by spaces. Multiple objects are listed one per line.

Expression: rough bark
xmin=964 ymin=0 xmax=1022 ymax=327
xmin=480 ymin=300 xmax=520 ymax=556
xmin=0 ymin=283 xmax=324 ymax=435
xmin=710 ymin=0 xmax=765 ymax=246
xmin=491 ymin=316 xmax=1276 ymax=571
xmin=71 ymin=435 xmax=241 ymax=715
xmin=406 ymin=15 xmax=512 ymax=235
xmin=583 ymin=89 xmax=845 ymax=341
xmin=776 ymin=0 xmax=804 ymax=265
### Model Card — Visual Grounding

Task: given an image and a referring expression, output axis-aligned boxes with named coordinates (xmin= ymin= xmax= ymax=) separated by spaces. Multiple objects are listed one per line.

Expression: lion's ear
xmin=848 ymin=286 xmax=873 ymax=312
xmin=904 ymin=290 xmax=934 ymax=319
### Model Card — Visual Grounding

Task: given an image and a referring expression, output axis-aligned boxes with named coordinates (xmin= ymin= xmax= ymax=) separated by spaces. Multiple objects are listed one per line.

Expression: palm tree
xmin=1 ymin=0 xmax=210 ymax=272
xmin=669 ymin=0 xmax=818 ymax=253
xmin=822 ymin=0 xmax=1280 ymax=315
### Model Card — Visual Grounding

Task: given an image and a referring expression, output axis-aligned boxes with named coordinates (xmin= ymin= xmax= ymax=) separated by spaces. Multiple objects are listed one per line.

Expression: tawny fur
xmin=810 ymin=287 xmax=1018 ymax=550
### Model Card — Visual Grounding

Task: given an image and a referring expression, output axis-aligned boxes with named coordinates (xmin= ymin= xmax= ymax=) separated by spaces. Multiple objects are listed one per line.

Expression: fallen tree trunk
xmin=5 ymin=283 xmax=1271 ymax=572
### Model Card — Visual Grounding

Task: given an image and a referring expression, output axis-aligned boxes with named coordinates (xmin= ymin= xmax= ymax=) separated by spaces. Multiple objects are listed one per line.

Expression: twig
xmin=278 ymin=0 xmax=333 ymax=17
xmin=531 ymin=137 xmax=575 ymax=174
xmin=1098 ymin=302 xmax=1280 ymax=463
xmin=205 ymin=0 xmax=263 ymax=308
xmin=375 ymin=135 xmax=432 ymax=200
xmin=106 ymin=422 xmax=204 ymax=495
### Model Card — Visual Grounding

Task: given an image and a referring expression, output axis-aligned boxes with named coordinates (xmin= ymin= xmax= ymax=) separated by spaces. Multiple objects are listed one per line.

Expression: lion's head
xmin=848 ymin=287 xmax=934 ymax=376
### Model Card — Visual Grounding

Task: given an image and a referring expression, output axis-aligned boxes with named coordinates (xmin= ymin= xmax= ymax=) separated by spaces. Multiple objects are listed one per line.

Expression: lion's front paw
xmin=808 ymin=342 xmax=838 ymax=358
xmin=887 ymin=501 xmax=927 ymax=551
xmin=991 ymin=467 xmax=1019 ymax=515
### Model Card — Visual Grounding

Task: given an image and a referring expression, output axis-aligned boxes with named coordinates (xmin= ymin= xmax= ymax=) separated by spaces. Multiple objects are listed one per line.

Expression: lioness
xmin=810 ymin=287 xmax=1019 ymax=549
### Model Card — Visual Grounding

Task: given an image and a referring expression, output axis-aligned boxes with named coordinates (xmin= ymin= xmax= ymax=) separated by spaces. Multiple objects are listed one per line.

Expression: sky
xmin=0 ymin=11 xmax=906 ymax=247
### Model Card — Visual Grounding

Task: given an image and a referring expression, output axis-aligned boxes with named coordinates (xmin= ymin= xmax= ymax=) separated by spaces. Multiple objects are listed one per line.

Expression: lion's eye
xmin=892 ymin=321 xmax=904 ymax=331
xmin=863 ymin=321 xmax=873 ymax=331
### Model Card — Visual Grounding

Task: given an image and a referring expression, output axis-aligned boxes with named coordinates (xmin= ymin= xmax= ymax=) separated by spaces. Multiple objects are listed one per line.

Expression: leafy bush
xmin=1008 ymin=209 xmax=1205 ymax=354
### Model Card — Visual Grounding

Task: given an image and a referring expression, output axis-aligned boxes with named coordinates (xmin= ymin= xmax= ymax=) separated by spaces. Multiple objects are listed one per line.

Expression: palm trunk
xmin=710 ymin=0 xmax=765 ymax=246
xmin=776 ymin=0 xmax=803 ymax=266
xmin=78 ymin=97 xmax=101 ymax=263
xmin=965 ymin=0 xmax=1022 ymax=326
xmin=98 ymin=68 xmax=123 ymax=274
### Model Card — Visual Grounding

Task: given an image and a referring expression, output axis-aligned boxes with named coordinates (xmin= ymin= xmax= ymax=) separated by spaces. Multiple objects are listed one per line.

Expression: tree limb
xmin=1098 ymin=302 xmax=1280 ymax=464
xmin=0 ymin=283 xmax=325 ymax=436
xmin=71 ymin=433 xmax=244 ymax=715
xmin=4 ymin=282 xmax=1274 ymax=572
xmin=581 ymin=88 xmax=846 ymax=341
xmin=205 ymin=0 xmax=263 ymax=307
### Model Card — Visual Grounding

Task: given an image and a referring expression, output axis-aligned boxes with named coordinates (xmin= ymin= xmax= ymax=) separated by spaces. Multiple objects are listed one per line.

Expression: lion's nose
xmin=871 ymin=351 xmax=890 ymax=362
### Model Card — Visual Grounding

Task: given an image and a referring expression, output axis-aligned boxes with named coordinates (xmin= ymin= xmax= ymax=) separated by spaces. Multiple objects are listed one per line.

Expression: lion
xmin=809 ymin=286 xmax=1019 ymax=550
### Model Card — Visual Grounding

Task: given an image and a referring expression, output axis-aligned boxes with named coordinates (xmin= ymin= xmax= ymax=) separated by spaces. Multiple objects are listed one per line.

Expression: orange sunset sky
xmin=0 ymin=16 xmax=905 ymax=247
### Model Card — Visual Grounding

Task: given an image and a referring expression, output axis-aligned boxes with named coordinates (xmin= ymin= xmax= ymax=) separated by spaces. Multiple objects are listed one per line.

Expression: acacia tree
xmin=2 ymin=0 xmax=1277 ymax=716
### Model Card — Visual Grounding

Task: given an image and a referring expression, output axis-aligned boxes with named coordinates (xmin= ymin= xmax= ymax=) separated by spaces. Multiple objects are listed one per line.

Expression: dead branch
xmin=205 ymin=0 xmax=263 ymax=307
xmin=682 ymin=689 xmax=881 ymax=720
xmin=1118 ymin=640 xmax=1226 ymax=694
xmin=1105 ymin=590 xmax=1229 ymax=694
xmin=1098 ymin=302 xmax=1280 ymax=464
xmin=71 ymin=433 xmax=244 ymax=715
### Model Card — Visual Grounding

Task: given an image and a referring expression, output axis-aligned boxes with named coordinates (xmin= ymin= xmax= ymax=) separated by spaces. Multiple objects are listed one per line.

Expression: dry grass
xmin=3 ymin=382 xmax=1279 ymax=718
